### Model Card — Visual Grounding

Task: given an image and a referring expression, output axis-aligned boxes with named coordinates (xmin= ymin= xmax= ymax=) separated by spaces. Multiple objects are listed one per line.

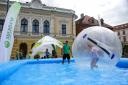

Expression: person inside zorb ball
xmin=72 ymin=26 xmax=122 ymax=69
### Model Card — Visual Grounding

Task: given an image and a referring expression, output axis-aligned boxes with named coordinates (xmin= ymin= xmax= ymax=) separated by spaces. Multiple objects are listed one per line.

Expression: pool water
xmin=1 ymin=61 xmax=128 ymax=85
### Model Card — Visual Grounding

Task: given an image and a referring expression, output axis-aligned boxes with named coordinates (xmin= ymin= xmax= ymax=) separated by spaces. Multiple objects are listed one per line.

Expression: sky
xmin=10 ymin=0 xmax=128 ymax=26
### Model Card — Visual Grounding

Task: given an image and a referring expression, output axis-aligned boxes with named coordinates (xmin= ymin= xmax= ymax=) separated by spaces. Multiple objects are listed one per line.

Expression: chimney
xmin=100 ymin=18 xmax=104 ymax=25
xmin=80 ymin=13 xmax=84 ymax=18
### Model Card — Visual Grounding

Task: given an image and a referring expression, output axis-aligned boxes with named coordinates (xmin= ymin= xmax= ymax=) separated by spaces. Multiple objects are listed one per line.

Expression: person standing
xmin=16 ymin=49 xmax=19 ymax=60
xmin=62 ymin=41 xmax=71 ymax=64
xmin=87 ymin=43 xmax=100 ymax=69
xmin=52 ymin=49 xmax=57 ymax=58
xmin=19 ymin=49 xmax=23 ymax=59
xmin=27 ymin=51 xmax=32 ymax=59
xmin=45 ymin=49 xmax=50 ymax=58
xmin=90 ymin=46 xmax=99 ymax=69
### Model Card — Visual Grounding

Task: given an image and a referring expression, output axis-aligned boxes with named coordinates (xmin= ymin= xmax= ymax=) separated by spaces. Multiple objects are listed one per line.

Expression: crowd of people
xmin=15 ymin=40 xmax=99 ymax=69
xmin=15 ymin=49 xmax=57 ymax=60
xmin=15 ymin=41 xmax=72 ymax=63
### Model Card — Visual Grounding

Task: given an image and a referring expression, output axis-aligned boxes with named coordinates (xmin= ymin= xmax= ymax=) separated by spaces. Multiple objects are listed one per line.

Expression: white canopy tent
xmin=31 ymin=36 xmax=63 ymax=58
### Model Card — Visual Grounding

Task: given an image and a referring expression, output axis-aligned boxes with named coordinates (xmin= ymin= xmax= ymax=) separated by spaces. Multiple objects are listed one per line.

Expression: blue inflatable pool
xmin=0 ymin=58 xmax=128 ymax=85
xmin=116 ymin=58 xmax=128 ymax=68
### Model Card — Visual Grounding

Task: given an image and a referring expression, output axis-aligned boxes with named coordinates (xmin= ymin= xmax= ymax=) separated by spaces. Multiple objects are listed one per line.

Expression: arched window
xmin=21 ymin=18 xmax=28 ymax=33
xmin=0 ymin=19 xmax=5 ymax=32
xmin=43 ymin=20 xmax=50 ymax=34
xmin=32 ymin=19 xmax=39 ymax=34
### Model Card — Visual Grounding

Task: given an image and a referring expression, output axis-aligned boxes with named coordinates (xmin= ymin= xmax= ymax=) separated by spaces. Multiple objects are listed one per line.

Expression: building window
xmin=43 ymin=20 xmax=50 ymax=34
xmin=118 ymin=32 xmax=120 ymax=35
xmin=21 ymin=18 xmax=28 ymax=33
xmin=0 ymin=19 xmax=5 ymax=32
xmin=123 ymin=30 xmax=125 ymax=35
xmin=91 ymin=19 xmax=94 ymax=23
xmin=62 ymin=24 xmax=66 ymax=35
xmin=123 ymin=36 xmax=126 ymax=42
xmin=32 ymin=19 xmax=39 ymax=34
xmin=119 ymin=37 xmax=121 ymax=40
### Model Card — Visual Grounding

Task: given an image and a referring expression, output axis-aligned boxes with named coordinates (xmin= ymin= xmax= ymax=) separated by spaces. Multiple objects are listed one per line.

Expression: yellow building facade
xmin=0 ymin=0 xmax=77 ymax=59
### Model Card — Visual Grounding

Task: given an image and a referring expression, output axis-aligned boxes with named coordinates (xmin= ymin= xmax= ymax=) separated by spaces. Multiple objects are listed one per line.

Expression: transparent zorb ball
xmin=72 ymin=26 xmax=122 ymax=67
